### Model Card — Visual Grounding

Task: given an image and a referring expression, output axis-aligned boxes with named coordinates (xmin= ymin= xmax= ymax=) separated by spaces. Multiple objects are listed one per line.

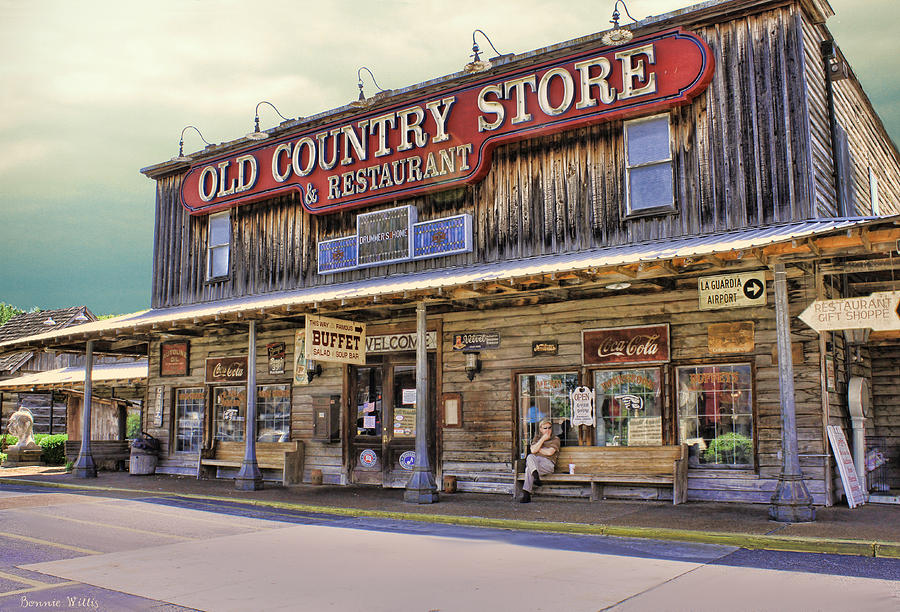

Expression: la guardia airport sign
xmin=180 ymin=29 xmax=714 ymax=216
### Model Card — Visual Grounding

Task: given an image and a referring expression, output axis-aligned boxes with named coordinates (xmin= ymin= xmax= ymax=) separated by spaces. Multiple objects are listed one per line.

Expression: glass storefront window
xmin=518 ymin=372 xmax=579 ymax=457
xmin=593 ymin=368 xmax=662 ymax=446
xmin=213 ymin=386 xmax=246 ymax=442
xmin=392 ymin=365 xmax=417 ymax=438
xmin=355 ymin=366 xmax=383 ymax=436
xmin=175 ymin=388 xmax=203 ymax=452
xmin=676 ymin=364 xmax=753 ymax=467
xmin=257 ymin=384 xmax=290 ymax=442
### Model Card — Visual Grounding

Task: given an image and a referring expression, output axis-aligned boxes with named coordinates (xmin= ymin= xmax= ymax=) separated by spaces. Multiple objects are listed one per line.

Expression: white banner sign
xmin=570 ymin=386 xmax=595 ymax=427
xmin=366 ymin=331 xmax=437 ymax=353
xmin=799 ymin=291 xmax=900 ymax=332
xmin=698 ymin=271 xmax=767 ymax=310
xmin=826 ymin=425 xmax=866 ymax=509
xmin=305 ymin=316 xmax=366 ymax=365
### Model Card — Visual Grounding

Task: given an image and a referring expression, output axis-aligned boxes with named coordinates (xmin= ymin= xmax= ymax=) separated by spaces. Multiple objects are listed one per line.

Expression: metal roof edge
xmin=1 ymin=216 xmax=895 ymax=353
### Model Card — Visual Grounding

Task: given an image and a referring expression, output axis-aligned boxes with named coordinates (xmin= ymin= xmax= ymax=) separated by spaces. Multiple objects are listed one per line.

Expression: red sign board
xmin=160 ymin=341 xmax=189 ymax=377
xmin=583 ymin=324 xmax=670 ymax=365
xmin=180 ymin=29 xmax=713 ymax=216
xmin=205 ymin=356 xmax=248 ymax=383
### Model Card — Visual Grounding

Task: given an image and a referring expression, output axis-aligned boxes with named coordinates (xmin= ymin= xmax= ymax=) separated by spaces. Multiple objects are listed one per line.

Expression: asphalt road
xmin=1 ymin=484 xmax=898 ymax=611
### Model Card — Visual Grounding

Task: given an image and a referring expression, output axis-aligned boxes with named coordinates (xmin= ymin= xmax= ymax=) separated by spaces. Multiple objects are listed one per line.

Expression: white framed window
xmin=256 ymin=384 xmax=291 ymax=442
xmin=676 ymin=363 xmax=754 ymax=467
xmin=207 ymin=211 xmax=231 ymax=280
xmin=624 ymin=113 xmax=674 ymax=215
xmin=869 ymin=167 xmax=880 ymax=215
xmin=174 ymin=388 xmax=204 ymax=453
xmin=517 ymin=371 xmax=579 ymax=458
xmin=594 ymin=368 xmax=663 ymax=447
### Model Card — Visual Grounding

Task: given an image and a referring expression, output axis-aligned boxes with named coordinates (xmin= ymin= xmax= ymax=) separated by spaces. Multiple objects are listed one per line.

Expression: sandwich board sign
xmin=826 ymin=425 xmax=866 ymax=508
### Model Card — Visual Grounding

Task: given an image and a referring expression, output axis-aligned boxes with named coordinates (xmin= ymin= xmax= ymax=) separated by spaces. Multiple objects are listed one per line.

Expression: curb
xmin=1 ymin=477 xmax=894 ymax=558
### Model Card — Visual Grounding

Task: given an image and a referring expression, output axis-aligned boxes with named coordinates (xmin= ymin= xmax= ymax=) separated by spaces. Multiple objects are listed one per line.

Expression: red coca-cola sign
xmin=179 ymin=29 xmax=714 ymax=216
xmin=205 ymin=356 xmax=248 ymax=383
xmin=583 ymin=324 xmax=670 ymax=365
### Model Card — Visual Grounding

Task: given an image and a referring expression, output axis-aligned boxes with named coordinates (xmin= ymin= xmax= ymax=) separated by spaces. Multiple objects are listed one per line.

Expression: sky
xmin=0 ymin=0 xmax=897 ymax=316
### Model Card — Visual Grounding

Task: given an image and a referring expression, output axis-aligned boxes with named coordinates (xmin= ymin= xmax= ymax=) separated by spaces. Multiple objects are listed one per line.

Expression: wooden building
xmin=1 ymin=0 xmax=898 ymax=511
xmin=0 ymin=307 xmax=96 ymax=434
xmin=0 ymin=361 xmax=147 ymax=469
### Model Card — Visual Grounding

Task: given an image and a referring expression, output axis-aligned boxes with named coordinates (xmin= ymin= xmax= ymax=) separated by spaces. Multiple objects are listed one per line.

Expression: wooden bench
xmin=198 ymin=440 xmax=304 ymax=485
xmin=515 ymin=445 xmax=688 ymax=505
xmin=65 ymin=440 xmax=131 ymax=470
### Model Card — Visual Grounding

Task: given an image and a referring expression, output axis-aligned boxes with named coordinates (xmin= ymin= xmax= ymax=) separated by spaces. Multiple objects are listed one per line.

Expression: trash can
xmin=130 ymin=432 xmax=160 ymax=475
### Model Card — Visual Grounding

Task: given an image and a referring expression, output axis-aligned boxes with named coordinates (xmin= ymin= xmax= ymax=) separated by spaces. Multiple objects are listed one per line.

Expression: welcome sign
xmin=179 ymin=29 xmax=714 ymax=216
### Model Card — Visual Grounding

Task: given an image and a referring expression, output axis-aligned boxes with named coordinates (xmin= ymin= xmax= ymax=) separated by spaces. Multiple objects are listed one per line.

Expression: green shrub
xmin=36 ymin=434 xmax=68 ymax=465
xmin=0 ymin=434 xmax=68 ymax=465
xmin=126 ymin=412 xmax=142 ymax=439
xmin=703 ymin=432 xmax=752 ymax=465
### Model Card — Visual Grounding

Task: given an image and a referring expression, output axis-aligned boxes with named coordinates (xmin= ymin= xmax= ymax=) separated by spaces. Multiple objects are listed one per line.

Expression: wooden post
xmin=404 ymin=302 xmax=439 ymax=503
xmin=73 ymin=341 xmax=97 ymax=478
xmin=769 ymin=263 xmax=815 ymax=521
xmin=236 ymin=320 xmax=263 ymax=490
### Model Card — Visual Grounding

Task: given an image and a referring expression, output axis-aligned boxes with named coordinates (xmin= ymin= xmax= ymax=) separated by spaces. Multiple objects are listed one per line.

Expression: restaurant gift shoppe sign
xmin=180 ymin=29 xmax=713 ymax=216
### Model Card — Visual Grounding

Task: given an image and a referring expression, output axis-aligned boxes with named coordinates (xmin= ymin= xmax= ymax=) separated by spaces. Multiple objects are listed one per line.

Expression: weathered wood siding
xmin=146 ymin=328 xmax=343 ymax=481
xmin=440 ymin=272 xmax=827 ymax=504
xmin=802 ymin=16 xmax=900 ymax=217
xmin=151 ymin=5 xmax=823 ymax=309
xmin=871 ymin=343 xmax=900 ymax=490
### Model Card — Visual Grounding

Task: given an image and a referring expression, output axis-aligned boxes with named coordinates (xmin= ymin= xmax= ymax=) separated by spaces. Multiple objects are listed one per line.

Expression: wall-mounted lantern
xmin=464 ymin=351 xmax=481 ymax=381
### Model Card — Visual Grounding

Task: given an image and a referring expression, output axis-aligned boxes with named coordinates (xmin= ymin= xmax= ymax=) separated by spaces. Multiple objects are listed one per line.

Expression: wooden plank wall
xmin=871 ymin=343 xmax=900 ymax=490
xmin=147 ymin=329 xmax=343 ymax=481
xmin=151 ymin=6 xmax=821 ymax=309
xmin=802 ymin=18 xmax=900 ymax=217
xmin=440 ymin=272 xmax=828 ymax=503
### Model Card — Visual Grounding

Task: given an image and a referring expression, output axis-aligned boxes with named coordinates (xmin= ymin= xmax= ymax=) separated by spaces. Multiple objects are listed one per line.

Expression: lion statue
xmin=7 ymin=408 xmax=39 ymax=451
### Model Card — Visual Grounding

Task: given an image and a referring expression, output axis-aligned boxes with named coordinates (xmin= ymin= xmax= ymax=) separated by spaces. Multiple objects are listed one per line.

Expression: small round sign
xmin=399 ymin=450 xmax=416 ymax=470
xmin=743 ymin=278 xmax=764 ymax=300
xmin=359 ymin=449 xmax=378 ymax=467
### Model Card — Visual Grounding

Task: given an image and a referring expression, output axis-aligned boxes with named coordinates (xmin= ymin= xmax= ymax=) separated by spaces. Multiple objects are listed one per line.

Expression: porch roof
xmin=0 ymin=216 xmax=896 ymax=353
xmin=0 ymin=361 xmax=148 ymax=391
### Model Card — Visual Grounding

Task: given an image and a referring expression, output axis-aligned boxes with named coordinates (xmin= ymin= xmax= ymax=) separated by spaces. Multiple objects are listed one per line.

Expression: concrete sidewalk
xmin=2 ymin=466 xmax=898 ymax=558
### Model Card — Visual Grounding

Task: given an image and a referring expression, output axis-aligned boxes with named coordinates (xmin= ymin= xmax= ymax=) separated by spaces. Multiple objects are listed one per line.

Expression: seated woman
xmin=519 ymin=418 xmax=560 ymax=503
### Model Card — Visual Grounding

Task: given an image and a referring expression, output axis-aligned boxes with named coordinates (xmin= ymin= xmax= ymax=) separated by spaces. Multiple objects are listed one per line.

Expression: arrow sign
xmin=698 ymin=271 xmax=767 ymax=310
xmin=798 ymin=291 xmax=900 ymax=332
xmin=743 ymin=278 xmax=765 ymax=300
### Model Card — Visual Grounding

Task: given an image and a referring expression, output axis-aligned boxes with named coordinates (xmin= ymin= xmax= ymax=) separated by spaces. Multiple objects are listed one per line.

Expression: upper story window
xmin=624 ymin=114 xmax=674 ymax=216
xmin=207 ymin=211 xmax=230 ymax=280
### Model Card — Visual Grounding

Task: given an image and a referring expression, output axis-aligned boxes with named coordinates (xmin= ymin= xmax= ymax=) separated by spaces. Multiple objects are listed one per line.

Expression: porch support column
xmin=236 ymin=320 xmax=263 ymax=491
xmin=404 ymin=301 xmax=439 ymax=504
xmin=73 ymin=340 xmax=97 ymax=478
xmin=769 ymin=263 xmax=815 ymax=522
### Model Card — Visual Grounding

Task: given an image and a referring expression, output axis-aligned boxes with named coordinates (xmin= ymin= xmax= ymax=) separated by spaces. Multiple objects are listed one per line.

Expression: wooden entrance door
xmin=349 ymin=355 xmax=435 ymax=487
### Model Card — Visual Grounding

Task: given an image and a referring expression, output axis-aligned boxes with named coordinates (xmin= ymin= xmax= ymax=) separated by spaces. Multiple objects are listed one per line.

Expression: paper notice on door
xmin=363 ymin=415 xmax=376 ymax=428
xmin=402 ymin=388 xmax=417 ymax=405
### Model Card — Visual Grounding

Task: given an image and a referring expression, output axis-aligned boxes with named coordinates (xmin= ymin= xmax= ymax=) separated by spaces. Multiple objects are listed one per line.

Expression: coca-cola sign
xmin=205 ymin=356 xmax=248 ymax=383
xmin=582 ymin=324 xmax=670 ymax=365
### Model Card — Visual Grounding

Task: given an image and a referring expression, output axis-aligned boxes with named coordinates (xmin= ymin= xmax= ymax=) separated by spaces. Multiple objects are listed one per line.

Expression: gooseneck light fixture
xmin=247 ymin=101 xmax=291 ymax=141
xmin=350 ymin=67 xmax=387 ymax=107
xmin=305 ymin=359 xmax=323 ymax=383
xmin=465 ymin=29 xmax=503 ymax=73
xmin=172 ymin=125 xmax=212 ymax=163
xmin=601 ymin=1 xmax=637 ymax=46
xmin=464 ymin=351 xmax=482 ymax=381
